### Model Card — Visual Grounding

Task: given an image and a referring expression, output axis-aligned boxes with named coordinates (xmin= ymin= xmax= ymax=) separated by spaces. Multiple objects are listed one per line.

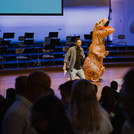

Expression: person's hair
xmin=6 ymin=88 xmax=16 ymax=101
xmin=120 ymin=67 xmax=134 ymax=124
xmin=48 ymin=88 xmax=55 ymax=95
xmin=25 ymin=70 xmax=51 ymax=92
xmin=59 ymin=80 xmax=74 ymax=97
xmin=32 ymin=94 xmax=75 ymax=134
xmin=69 ymin=79 xmax=102 ymax=132
xmin=121 ymin=67 xmax=134 ymax=94
xmin=74 ymin=38 xmax=81 ymax=43
xmin=93 ymin=84 xmax=98 ymax=93
xmin=110 ymin=80 xmax=118 ymax=90
xmin=15 ymin=76 xmax=28 ymax=95
xmin=0 ymin=94 xmax=5 ymax=103
xmin=99 ymin=86 xmax=116 ymax=114
xmin=23 ymin=70 xmax=51 ymax=102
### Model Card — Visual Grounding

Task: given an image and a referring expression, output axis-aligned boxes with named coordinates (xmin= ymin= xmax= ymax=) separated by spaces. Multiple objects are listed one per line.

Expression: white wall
xmin=0 ymin=6 xmax=109 ymax=42
xmin=124 ymin=0 xmax=134 ymax=45
xmin=112 ymin=0 xmax=134 ymax=45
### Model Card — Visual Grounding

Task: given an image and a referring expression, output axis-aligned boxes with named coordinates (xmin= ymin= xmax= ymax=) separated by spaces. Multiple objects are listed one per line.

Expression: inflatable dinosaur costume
xmin=84 ymin=18 xmax=114 ymax=82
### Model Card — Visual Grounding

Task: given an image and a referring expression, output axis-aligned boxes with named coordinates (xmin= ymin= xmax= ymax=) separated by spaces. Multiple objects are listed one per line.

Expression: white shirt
xmin=2 ymin=96 xmax=36 ymax=134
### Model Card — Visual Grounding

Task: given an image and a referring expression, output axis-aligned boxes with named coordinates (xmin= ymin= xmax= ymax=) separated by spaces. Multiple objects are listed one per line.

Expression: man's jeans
xmin=69 ymin=68 xmax=85 ymax=80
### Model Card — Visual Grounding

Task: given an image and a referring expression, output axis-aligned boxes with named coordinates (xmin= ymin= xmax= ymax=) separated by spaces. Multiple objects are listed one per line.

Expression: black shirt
xmin=74 ymin=48 xmax=82 ymax=70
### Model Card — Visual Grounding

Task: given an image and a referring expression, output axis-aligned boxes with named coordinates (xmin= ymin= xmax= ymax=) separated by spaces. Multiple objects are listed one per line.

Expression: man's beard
xmin=77 ymin=45 xmax=80 ymax=49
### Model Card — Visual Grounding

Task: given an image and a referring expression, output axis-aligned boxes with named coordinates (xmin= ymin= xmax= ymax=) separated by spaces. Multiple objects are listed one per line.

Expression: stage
xmin=0 ymin=66 xmax=132 ymax=99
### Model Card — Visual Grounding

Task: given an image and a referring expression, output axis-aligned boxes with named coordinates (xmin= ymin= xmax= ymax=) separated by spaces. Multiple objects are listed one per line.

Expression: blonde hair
xmin=69 ymin=79 xmax=102 ymax=132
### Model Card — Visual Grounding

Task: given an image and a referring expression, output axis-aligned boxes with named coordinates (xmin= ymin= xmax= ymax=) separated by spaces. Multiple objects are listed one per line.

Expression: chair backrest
xmin=42 ymin=49 xmax=50 ymax=53
xmin=19 ymin=42 xmax=24 ymax=47
xmin=18 ymin=36 xmax=25 ymax=41
xmin=118 ymin=35 xmax=125 ymax=39
xmin=44 ymin=43 xmax=53 ymax=50
xmin=62 ymin=46 xmax=69 ymax=52
xmin=42 ymin=42 xmax=50 ymax=47
xmin=15 ymin=48 xmax=24 ymax=54
xmin=66 ymin=36 xmax=72 ymax=45
xmin=50 ymin=38 xmax=60 ymax=48
xmin=0 ymin=38 xmax=4 ymax=44
xmin=45 ymin=37 xmax=51 ymax=43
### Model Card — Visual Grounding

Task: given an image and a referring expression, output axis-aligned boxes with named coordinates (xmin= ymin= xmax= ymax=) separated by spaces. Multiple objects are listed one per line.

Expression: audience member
xmin=6 ymin=88 xmax=16 ymax=102
xmin=111 ymin=80 xmax=126 ymax=134
xmin=110 ymin=80 xmax=120 ymax=100
xmin=93 ymin=84 xmax=98 ymax=93
xmin=15 ymin=75 xmax=28 ymax=100
xmin=48 ymin=88 xmax=55 ymax=95
xmin=68 ymin=79 xmax=113 ymax=134
xmin=2 ymin=70 xmax=51 ymax=134
xmin=120 ymin=67 xmax=134 ymax=134
xmin=31 ymin=94 xmax=75 ymax=134
xmin=59 ymin=80 xmax=74 ymax=110
xmin=99 ymin=86 xmax=117 ymax=118
xmin=0 ymin=88 xmax=16 ymax=133
xmin=0 ymin=95 xmax=5 ymax=104
xmin=111 ymin=104 xmax=126 ymax=134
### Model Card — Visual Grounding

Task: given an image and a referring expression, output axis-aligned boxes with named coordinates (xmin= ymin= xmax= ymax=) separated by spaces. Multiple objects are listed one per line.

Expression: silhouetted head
xmin=31 ymin=94 xmax=74 ymax=134
xmin=6 ymin=88 xmax=16 ymax=101
xmin=15 ymin=75 xmax=28 ymax=95
xmin=110 ymin=80 xmax=118 ymax=91
xmin=59 ymin=80 xmax=75 ymax=107
xmin=120 ymin=67 xmax=134 ymax=127
xmin=24 ymin=70 xmax=51 ymax=102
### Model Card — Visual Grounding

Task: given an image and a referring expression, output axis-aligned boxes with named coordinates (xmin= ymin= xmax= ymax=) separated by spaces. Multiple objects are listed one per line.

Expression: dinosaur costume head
xmin=95 ymin=18 xmax=110 ymax=30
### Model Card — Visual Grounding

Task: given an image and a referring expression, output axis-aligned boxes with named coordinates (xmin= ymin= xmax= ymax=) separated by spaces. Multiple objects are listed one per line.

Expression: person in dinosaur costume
xmin=84 ymin=18 xmax=114 ymax=82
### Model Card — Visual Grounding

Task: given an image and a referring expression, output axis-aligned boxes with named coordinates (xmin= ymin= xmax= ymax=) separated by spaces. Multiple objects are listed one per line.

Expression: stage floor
xmin=0 ymin=66 xmax=132 ymax=99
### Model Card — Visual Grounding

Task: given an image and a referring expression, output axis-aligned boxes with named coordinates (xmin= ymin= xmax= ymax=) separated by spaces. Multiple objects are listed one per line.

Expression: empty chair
xmin=0 ymin=48 xmax=4 ymax=68
xmin=66 ymin=36 xmax=73 ymax=46
xmin=42 ymin=42 xmax=54 ymax=66
xmin=50 ymin=38 xmax=60 ymax=51
xmin=0 ymin=38 xmax=4 ymax=44
xmin=18 ymin=36 xmax=26 ymax=47
xmin=0 ymin=56 xmax=4 ymax=68
xmin=15 ymin=48 xmax=28 ymax=67
xmin=44 ymin=37 xmax=51 ymax=44
xmin=43 ymin=41 xmax=55 ymax=52
xmin=42 ymin=48 xmax=54 ymax=66
xmin=117 ymin=35 xmax=127 ymax=50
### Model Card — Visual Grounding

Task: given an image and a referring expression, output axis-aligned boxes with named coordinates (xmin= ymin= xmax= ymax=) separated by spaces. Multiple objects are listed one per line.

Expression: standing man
xmin=63 ymin=38 xmax=85 ymax=80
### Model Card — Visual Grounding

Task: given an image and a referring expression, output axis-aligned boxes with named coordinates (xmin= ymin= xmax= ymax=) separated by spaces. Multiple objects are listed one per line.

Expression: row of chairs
xmin=0 ymin=45 xmax=69 ymax=68
xmin=15 ymin=47 xmax=55 ymax=67
xmin=15 ymin=46 xmax=70 ymax=67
